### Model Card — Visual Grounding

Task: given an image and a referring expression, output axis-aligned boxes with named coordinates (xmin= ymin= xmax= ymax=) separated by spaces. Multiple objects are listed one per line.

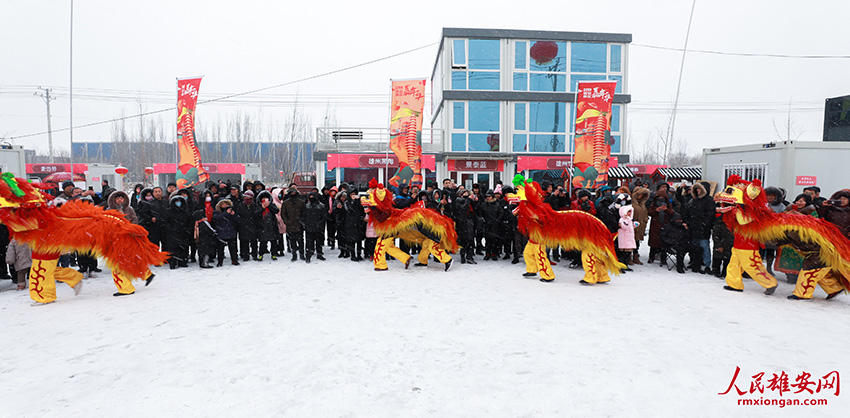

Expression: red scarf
xmin=205 ymin=201 xmax=213 ymax=221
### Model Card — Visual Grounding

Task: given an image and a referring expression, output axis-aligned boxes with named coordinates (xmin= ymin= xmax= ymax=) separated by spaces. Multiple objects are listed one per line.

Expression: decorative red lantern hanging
xmin=530 ymin=41 xmax=559 ymax=65
xmin=115 ymin=166 xmax=129 ymax=178
xmin=144 ymin=167 xmax=154 ymax=175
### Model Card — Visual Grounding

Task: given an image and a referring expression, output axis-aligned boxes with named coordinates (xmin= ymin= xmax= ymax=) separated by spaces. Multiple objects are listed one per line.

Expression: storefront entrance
xmin=451 ymin=171 xmax=499 ymax=191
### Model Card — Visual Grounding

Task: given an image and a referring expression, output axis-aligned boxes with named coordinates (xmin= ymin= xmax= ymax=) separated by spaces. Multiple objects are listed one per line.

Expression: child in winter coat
xmin=618 ymin=205 xmax=638 ymax=270
xmin=5 ymin=238 xmax=31 ymax=290
xmin=711 ymin=212 xmax=734 ymax=278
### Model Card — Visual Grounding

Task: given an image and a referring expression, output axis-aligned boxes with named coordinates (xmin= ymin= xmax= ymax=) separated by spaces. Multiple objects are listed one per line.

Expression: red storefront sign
xmin=26 ymin=164 xmax=89 ymax=174
xmin=326 ymin=154 xmax=436 ymax=171
xmin=516 ymin=156 xmax=618 ymax=172
xmin=359 ymin=155 xmax=398 ymax=168
xmin=447 ymin=159 xmax=504 ymax=172
xmin=796 ymin=176 xmax=817 ymax=186
xmin=626 ymin=164 xmax=667 ymax=175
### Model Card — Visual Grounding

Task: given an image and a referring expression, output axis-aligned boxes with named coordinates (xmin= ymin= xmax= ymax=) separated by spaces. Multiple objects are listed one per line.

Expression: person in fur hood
xmin=682 ymin=181 xmax=715 ymax=273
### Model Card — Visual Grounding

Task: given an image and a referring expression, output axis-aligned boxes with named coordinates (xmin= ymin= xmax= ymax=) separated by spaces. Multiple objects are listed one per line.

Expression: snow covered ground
xmin=1 ymin=246 xmax=848 ymax=417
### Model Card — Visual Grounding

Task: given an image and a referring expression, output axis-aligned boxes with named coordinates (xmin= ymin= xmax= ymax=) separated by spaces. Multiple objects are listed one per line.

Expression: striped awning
xmin=653 ymin=167 xmax=702 ymax=180
xmin=608 ymin=166 xmax=635 ymax=179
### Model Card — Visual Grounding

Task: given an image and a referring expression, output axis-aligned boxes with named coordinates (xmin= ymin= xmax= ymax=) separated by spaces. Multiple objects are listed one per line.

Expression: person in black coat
xmin=164 ymin=194 xmax=193 ymax=269
xmin=192 ymin=209 xmax=217 ymax=269
xmin=281 ymin=188 xmax=307 ymax=262
xmin=235 ymin=190 xmax=259 ymax=261
xmin=212 ymin=199 xmax=240 ymax=266
xmin=343 ymin=191 xmax=366 ymax=261
xmin=137 ymin=188 xmax=165 ymax=247
xmin=253 ymin=190 xmax=280 ymax=261
xmin=681 ymin=182 xmax=715 ymax=273
xmin=453 ymin=189 xmax=478 ymax=264
xmin=660 ymin=212 xmax=690 ymax=274
xmin=332 ymin=192 xmax=350 ymax=258
xmin=303 ymin=192 xmax=327 ymax=263
xmin=480 ymin=191 xmax=504 ymax=260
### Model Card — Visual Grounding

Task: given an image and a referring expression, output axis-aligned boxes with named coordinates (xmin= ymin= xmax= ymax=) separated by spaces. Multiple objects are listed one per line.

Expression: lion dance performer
xmin=0 ymin=173 xmax=169 ymax=304
xmin=361 ymin=179 xmax=458 ymax=272
xmin=506 ymin=175 xmax=624 ymax=283
xmin=714 ymin=175 xmax=850 ymax=300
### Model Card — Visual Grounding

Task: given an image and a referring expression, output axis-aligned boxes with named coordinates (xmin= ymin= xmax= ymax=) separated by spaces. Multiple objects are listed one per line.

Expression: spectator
xmin=681 ymin=182 xmax=714 ymax=274
xmin=303 ymin=191 xmax=327 ymax=263
xmin=817 ymin=189 xmax=850 ymax=240
xmin=785 ymin=194 xmax=818 ymax=217
xmin=630 ymin=186 xmax=651 ymax=265
xmin=803 ymin=186 xmax=826 ymax=207
xmin=648 ymin=190 xmax=675 ymax=265
xmin=6 ymin=238 xmax=32 ymax=291
xmin=164 ymin=194 xmax=193 ymax=269
xmin=212 ymin=199 xmax=239 ymax=266
xmin=281 ymin=188 xmax=307 ymax=262
xmin=107 ymin=190 xmax=138 ymax=224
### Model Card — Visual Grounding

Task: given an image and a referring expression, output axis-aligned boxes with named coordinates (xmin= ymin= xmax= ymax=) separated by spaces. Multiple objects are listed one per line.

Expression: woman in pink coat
xmin=271 ymin=187 xmax=288 ymax=256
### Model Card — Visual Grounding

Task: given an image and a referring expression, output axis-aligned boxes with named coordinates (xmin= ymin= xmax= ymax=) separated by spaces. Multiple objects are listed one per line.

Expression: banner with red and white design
xmin=176 ymin=77 xmax=208 ymax=189
xmin=572 ymin=81 xmax=617 ymax=189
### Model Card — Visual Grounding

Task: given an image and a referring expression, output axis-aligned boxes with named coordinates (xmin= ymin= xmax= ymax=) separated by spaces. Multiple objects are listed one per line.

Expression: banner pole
xmin=385 ymin=79 xmax=392 ymax=185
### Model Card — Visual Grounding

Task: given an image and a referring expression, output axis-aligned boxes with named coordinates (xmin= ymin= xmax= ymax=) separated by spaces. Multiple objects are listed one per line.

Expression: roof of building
xmin=652 ymin=167 xmax=702 ymax=180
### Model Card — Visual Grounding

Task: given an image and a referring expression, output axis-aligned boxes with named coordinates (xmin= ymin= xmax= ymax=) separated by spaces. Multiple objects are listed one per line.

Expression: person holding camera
xmin=818 ymin=190 xmax=850 ymax=240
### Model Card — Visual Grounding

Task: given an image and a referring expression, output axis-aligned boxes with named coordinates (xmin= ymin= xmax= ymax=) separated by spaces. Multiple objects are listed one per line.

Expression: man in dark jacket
xmin=253 ymin=190 xmax=280 ymax=261
xmin=212 ymin=199 xmax=240 ymax=266
xmin=136 ymin=188 xmax=164 ymax=248
xmin=281 ymin=188 xmax=307 ymax=262
xmin=453 ymin=189 xmax=478 ymax=264
xmin=303 ymin=192 xmax=327 ymax=263
xmin=164 ymin=194 xmax=193 ymax=269
xmin=235 ymin=190 xmax=259 ymax=261
xmin=480 ymin=191 xmax=504 ymax=260
xmin=681 ymin=182 xmax=715 ymax=273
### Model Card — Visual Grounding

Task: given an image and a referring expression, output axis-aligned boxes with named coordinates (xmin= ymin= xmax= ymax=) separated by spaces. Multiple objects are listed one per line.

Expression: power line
xmin=632 ymin=43 xmax=850 ymax=59
xmin=4 ymin=42 xmax=438 ymax=140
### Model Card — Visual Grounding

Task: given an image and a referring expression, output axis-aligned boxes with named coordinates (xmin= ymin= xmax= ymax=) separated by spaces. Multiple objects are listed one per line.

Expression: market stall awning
xmin=608 ymin=166 xmax=635 ymax=179
xmin=651 ymin=167 xmax=702 ymax=180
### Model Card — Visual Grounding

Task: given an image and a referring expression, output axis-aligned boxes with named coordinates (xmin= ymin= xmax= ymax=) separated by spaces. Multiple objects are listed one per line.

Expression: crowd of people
xmin=2 ymin=176 xmax=849 ymax=290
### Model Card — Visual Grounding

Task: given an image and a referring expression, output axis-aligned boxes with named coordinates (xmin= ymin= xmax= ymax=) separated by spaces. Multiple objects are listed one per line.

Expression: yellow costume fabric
xmin=111 ymin=268 xmax=151 ymax=295
xmin=792 ymin=268 xmax=844 ymax=299
xmin=29 ymin=256 xmax=83 ymax=304
xmin=523 ymin=241 xmax=554 ymax=281
xmin=416 ymin=239 xmax=451 ymax=265
xmin=581 ymin=252 xmax=611 ymax=284
xmin=373 ymin=237 xmax=411 ymax=270
xmin=725 ymin=248 xmax=778 ymax=290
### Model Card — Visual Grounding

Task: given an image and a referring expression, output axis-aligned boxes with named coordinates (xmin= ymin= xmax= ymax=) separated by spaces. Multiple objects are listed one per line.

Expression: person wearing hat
xmin=236 ymin=190 xmax=259 ymax=261
xmin=281 ymin=187 xmax=306 ymax=262
xmin=57 ymin=180 xmax=75 ymax=201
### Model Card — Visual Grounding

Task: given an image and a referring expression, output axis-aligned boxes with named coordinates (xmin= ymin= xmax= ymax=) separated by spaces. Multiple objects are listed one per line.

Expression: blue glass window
xmin=469 ymin=133 xmax=498 ymax=152
xmin=453 ymin=39 xmax=466 ymax=66
xmin=468 ymin=39 xmax=500 ymax=70
xmin=610 ymin=135 xmax=621 ymax=154
xmin=529 ymin=73 xmax=566 ymax=92
xmin=513 ymin=134 xmax=527 ymax=152
xmin=453 ymin=102 xmax=465 ymax=129
xmin=611 ymin=105 xmax=621 ymax=133
xmin=529 ymin=102 xmax=566 ymax=133
xmin=529 ymin=134 xmax=565 ymax=153
xmin=513 ymin=73 xmax=527 ymax=91
xmin=571 ymin=42 xmax=607 ymax=73
xmin=468 ymin=71 xmax=499 ymax=90
xmin=452 ymin=133 xmax=466 ymax=151
xmin=514 ymin=103 xmax=526 ymax=130
xmin=609 ymin=75 xmax=623 ymax=93
xmin=515 ymin=41 xmax=526 ymax=69
xmin=468 ymin=101 xmax=499 ymax=132
xmin=451 ymin=71 xmax=466 ymax=89
xmin=570 ymin=74 xmax=607 ymax=92
xmin=610 ymin=44 xmax=622 ymax=72
xmin=529 ymin=41 xmax=566 ymax=72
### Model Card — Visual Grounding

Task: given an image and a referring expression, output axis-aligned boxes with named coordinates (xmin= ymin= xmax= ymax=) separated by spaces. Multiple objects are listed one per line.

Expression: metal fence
xmin=315 ymin=127 xmax=443 ymax=154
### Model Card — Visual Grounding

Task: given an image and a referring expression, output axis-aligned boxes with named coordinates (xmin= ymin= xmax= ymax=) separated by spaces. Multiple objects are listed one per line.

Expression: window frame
xmin=450 ymin=38 xmax=501 ymax=91
xmin=450 ymin=100 xmax=502 ymax=152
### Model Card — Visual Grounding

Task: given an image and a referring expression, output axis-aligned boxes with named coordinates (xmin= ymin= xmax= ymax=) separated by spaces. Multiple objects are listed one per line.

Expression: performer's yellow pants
xmin=523 ymin=242 xmax=554 ymax=281
xmin=581 ymin=252 xmax=611 ymax=284
xmin=373 ymin=237 xmax=411 ymax=270
xmin=111 ymin=269 xmax=150 ymax=295
xmin=792 ymin=268 xmax=844 ymax=299
xmin=725 ymin=248 xmax=777 ymax=290
xmin=416 ymin=239 xmax=451 ymax=265
xmin=29 ymin=258 xmax=83 ymax=304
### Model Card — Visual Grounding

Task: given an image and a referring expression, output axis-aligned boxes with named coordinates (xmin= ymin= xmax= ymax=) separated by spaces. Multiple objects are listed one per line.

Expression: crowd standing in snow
xmin=1 ymin=176 xmax=849 ymax=300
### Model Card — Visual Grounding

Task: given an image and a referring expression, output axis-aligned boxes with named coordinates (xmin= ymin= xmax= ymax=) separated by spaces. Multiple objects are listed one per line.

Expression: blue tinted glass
xmin=610 ymin=135 xmax=621 ymax=154
xmin=610 ymin=44 xmax=622 ymax=72
xmin=609 ymin=75 xmax=623 ymax=93
xmin=468 ymin=71 xmax=499 ymax=90
xmin=468 ymin=101 xmax=499 ymax=131
xmin=468 ymin=39 xmax=500 ymax=70
xmin=568 ymin=134 xmax=574 ymax=152
xmin=529 ymin=134 xmax=565 ymax=153
xmin=529 ymin=41 xmax=566 ymax=72
xmin=453 ymin=39 xmax=466 ymax=66
xmin=529 ymin=102 xmax=566 ymax=133
xmin=451 ymin=71 xmax=466 ymax=89
xmin=571 ymin=42 xmax=607 ymax=73
xmin=453 ymin=102 xmax=465 ymax=129
xmin=514 ymin=103 xmax=526 ymax=130
xmin=452 ymin=133 xmax=466 ymax=151
xmin=515 ymin=41 xmax=526 ymax=69
xmin=513 ymin=73 xmax=527 ymax=91
xmin=513 ymin=134 xmax=527 ymax=152
xmin=611 ymin=105 xmax=621 ymax=133
xmin=570 ymin=74 xmax=606 ymax=91
xmin=469 ymin=133 xmax=498 ymax=151
xmin=529 ymin=73 xmax=566 ymax=92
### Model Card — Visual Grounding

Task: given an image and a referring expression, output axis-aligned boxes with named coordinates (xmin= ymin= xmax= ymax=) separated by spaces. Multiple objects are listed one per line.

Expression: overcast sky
xmin=1 ymin=0 xmax=847 ymax=158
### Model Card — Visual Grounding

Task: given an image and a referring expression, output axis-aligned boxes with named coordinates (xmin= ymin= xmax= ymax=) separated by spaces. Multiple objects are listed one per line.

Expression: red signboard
xmin=358 ymin=155 xmax=398 ymax=168
xmin=626 ymin=164 xmax=668 ymax=175
xmin=26 ymin=164 xmax=89 ymax=174
xmin=447 ymin=159 xmax=504 ymax=172
xmin=326 ymin=154 xmax=436 ymax=171
xmin=796 ymin=176 xmax=817 ymax=186
xmin=516 ymin=156 xmax=618 ymax=172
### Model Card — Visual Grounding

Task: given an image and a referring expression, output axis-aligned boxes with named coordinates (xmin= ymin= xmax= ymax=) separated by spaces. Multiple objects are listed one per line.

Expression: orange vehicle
xmin=290 ymin=171 xmax=316 ymax=194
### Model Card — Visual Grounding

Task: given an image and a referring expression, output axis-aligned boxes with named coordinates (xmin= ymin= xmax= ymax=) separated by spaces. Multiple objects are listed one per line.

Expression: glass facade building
xmin=431 ymin=28 xmax=631 ymax=189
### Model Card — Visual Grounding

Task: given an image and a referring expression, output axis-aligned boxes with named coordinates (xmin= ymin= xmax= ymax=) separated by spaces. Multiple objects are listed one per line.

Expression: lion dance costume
xmin=714 ymin=175 xmax=850 ymax=299
xmin=361 ymin=179 xmax=458 ymax=272
xmin=506 ymin=175 xmax=624 ymax=283
xmin=0 ymin=173 xmax=169 ymax=304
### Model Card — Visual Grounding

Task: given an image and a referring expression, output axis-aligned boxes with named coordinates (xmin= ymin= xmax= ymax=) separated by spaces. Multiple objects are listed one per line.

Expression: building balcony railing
xmin=315 ymin=127 xmax=444 ymax=154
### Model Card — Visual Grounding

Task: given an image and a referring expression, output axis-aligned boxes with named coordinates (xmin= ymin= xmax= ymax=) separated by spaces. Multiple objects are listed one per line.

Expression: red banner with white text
xmin=176 ymin=77 xmax=208 ymax=189
xmin=572 ymin=81 xmax=617 ymax=189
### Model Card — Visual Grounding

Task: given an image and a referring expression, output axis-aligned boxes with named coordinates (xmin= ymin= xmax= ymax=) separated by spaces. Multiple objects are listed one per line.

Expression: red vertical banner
xmin=388 ymin=79 xmax=426 ymax=188
xmin=572 ymin=81 xmax=617 ymax=189
xmin=176 ymin=77 xmax=208 ymax=189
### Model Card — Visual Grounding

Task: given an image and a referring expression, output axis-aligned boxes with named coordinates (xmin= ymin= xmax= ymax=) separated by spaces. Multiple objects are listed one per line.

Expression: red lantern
xmin=115 ymin=166 xmax=129 ymax=178
xmin=144 ymin=167 xmax=154 ymax=175
xmin=530 ymin=41 xmax=558 ymax=65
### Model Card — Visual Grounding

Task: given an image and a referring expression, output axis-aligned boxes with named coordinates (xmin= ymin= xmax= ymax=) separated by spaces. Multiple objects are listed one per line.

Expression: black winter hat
xmin=62 ymin=180 xmax=74 ymax=190
xmin=577 ymin=189 xmax=592 ymax=199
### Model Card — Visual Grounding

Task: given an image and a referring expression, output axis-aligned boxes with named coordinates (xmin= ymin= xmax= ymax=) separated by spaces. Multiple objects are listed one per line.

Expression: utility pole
xmin=34 ymin=86 xmax=56 ymax=163
xmin=666 ymin=0 xmax=697 ymax=165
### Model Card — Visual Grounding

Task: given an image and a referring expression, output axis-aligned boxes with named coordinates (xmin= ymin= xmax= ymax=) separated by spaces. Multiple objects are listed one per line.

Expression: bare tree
xmin=772 ymin=100 xmax=803 ymax=142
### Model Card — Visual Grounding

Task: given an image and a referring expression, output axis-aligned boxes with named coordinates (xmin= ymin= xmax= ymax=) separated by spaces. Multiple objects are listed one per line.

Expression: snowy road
xmin=1 ymin=248 xmax=848 ymax=417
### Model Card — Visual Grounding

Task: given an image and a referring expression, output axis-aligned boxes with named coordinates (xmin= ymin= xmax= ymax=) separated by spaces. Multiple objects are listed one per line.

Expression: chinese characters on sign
xmin=719 ymin=367 xmax=839 ymax=407
xmin=358 ymin=156 xmax=398 ymax=168
xmin=572 ymin=81 xmax=618 ymax=189
xmin=796 ymin=176 xmax=817 ymax=186
xmin=448 ymin=159 xmax=500 ymax=172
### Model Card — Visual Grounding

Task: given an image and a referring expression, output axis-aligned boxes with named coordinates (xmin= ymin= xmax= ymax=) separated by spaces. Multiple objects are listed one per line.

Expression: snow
xmin=1 ymin=247 xmax=848 ymax=417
